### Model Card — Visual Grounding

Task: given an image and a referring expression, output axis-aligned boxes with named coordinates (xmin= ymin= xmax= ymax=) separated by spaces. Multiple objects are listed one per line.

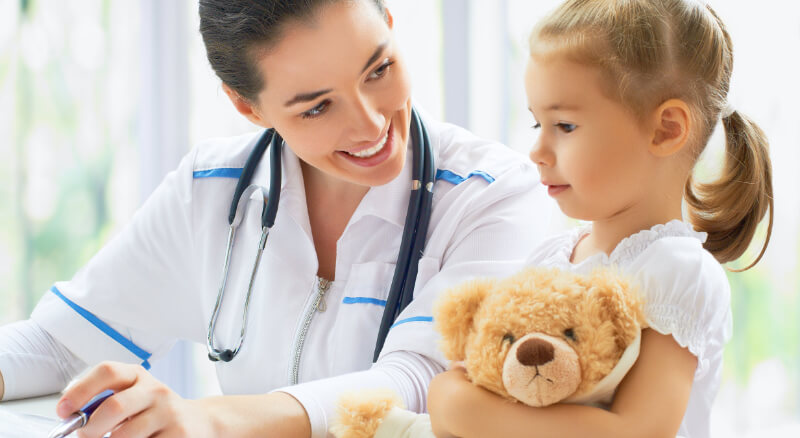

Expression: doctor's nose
xmin=349 ymin=96 xmax=386 ymax=142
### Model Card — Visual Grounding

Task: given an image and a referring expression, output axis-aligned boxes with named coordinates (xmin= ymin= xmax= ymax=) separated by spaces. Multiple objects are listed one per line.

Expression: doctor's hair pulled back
xmin=199 ymin=0 xmax=387 ymax=103
xmin=529 ymin=0 xmax=773 ymax=270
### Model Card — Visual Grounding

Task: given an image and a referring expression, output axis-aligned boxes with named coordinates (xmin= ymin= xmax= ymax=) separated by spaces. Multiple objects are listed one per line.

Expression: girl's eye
xmin=531 ymin=122 xmax=542 ymax=130
xmin=556 ymin=122 xmax=577 ymax=133
xmin=301 ymin=100 xmax=330 ymax=119
xmin=368 ymin=59 xmax=394 ymax=81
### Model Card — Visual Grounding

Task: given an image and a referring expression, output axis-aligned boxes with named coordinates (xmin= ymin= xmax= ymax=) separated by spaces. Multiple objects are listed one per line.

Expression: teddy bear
xmin=330 ymin=267 xmax=646 ymax=438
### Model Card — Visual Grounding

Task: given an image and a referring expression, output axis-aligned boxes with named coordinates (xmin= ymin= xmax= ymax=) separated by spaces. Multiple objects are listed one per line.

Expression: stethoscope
xmin=207 ymin=108 xmax=435 ymax=363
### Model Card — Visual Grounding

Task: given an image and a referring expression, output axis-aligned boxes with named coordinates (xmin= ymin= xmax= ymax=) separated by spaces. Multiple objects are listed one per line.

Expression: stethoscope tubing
xmin=208 ymin=130 xmax=282 ymax=362
xmin=372 ymin=109 xmax=434 ymax=361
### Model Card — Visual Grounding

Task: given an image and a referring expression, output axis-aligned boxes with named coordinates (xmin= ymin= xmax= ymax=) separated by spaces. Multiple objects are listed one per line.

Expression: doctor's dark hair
xmin=199 ymin=0 xmax=387 ymax=103
xmin=529 ymin=0 xmax=773 ymax=270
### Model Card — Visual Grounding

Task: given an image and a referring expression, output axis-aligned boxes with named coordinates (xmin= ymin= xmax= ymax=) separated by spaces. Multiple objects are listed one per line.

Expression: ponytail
xmin=684 ymin=111 xmax=773 ymax=271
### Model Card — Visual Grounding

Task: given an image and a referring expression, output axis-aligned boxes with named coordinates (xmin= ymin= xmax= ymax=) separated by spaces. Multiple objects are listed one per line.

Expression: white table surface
xmin=0 ymin=393 xmax=61 ymax=418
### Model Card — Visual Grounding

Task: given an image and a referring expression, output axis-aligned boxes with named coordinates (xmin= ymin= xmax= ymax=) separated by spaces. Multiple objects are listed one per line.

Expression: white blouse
xmin=525 ymin=220 xmax=732 ymax=438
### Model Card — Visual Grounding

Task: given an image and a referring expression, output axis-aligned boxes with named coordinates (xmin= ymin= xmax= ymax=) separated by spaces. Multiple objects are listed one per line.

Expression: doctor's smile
xmin=337 ymin=119 xmax=396 ymax=167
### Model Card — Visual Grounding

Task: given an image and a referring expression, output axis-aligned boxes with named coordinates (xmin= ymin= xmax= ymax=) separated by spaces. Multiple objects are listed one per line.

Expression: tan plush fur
xmin=331 ymin=388 xmax=405 ymax=438
xmin=330 ymin=267 xmax=645 ymax=437
xmin=435 ymin=267 xmax=645 ymax=402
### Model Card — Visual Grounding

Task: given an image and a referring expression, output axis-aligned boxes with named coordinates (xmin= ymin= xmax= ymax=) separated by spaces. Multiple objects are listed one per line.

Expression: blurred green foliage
xmin=1 ymin=0 xmax=122 ymax=321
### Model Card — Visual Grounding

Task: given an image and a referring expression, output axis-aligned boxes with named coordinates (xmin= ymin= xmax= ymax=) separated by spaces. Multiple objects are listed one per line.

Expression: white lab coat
xmin=25 ymin=114 xmax=550 ymax=435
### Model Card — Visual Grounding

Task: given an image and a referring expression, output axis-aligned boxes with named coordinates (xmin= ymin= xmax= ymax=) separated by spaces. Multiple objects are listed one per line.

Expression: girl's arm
xmin=428 ymin=329 xmax=696 ymax=438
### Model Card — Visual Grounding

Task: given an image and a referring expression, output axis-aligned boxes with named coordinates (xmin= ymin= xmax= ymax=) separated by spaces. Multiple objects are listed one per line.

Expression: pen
xmin=47 ymin=389 xmax=115 ymax=438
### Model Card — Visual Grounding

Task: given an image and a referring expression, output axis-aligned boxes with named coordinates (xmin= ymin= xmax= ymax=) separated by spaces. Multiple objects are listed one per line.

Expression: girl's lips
xmin=547 ymin=185 xmax=569 ymax=196
xmin=337 ymin=122 xmax=394 ymax=167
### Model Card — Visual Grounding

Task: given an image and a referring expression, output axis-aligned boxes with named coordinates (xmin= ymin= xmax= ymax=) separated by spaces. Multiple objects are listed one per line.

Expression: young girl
xmin=427 ymin=1 xmax=773 ymax=437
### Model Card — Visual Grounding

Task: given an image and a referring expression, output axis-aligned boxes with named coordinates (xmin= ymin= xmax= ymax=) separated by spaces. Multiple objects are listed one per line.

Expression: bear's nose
xmin=516 ymin=337 xmax=554 ymax=366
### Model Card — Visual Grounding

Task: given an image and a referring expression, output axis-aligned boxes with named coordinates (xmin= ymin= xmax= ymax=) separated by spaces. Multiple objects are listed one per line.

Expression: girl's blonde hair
xmin=530 ymin=0 xmax=773 ymax=270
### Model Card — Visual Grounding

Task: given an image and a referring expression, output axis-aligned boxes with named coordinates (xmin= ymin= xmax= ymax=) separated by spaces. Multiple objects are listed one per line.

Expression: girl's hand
xmin=447 ymin=361 xmax=466 ymax=371
xmin=428 ymin=367 xmax=474 ymax=438
xmin=57 ymin=361 xmax=218 ymax=438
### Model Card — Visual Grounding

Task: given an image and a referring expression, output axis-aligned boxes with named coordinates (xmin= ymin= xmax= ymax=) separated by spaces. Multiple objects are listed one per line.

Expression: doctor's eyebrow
xmin=283 ymin=41 xmax=389 ymax=107
xmin=285 ymin=89 xmax=333 ymax=107
xmin=361 ymin=41 xmax=388 ymax=73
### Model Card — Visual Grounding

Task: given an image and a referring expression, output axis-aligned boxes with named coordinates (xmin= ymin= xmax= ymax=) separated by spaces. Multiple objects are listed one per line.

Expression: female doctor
xmin=0 ymin=0 xmax=549 ymax=437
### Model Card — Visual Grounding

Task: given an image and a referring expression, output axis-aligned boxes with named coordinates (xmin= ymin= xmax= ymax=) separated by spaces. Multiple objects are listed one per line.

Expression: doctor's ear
xmin=648 ymin=98 xmax=691 ymax=157
xmin=222 ymin=83 xmax=272 ymax=129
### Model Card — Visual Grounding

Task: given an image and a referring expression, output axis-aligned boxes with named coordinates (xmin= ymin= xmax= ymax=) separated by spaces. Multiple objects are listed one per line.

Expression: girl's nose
xmin=529 ymin=137 xmax=553 ymax=167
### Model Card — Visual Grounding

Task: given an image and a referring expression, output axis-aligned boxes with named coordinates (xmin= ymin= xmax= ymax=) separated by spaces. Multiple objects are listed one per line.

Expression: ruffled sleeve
xmin=628 ymin=237 xmax=732 ymax=380
xmin=524 ymin=227 xmax=586 ymax=269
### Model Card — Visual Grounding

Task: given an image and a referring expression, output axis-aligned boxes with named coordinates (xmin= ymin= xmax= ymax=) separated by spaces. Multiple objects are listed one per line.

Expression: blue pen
xmin=47 ymin=389 xmax=115 ymax=438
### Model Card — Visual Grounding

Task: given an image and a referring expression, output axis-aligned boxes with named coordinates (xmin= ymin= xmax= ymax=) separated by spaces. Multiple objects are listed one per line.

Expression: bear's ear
xmin=587 ymin=269 xmax=645 ymax=350
xmin=433 ymin=278 xmax=494 ymax=362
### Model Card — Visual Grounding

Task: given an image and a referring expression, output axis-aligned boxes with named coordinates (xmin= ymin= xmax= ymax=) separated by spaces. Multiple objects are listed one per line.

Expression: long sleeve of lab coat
xmin=0 ymin=319 xmax=86 ymax=400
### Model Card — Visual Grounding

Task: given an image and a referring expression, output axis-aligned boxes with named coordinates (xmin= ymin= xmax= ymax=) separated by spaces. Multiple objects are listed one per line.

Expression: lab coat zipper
xmin=289 ymin=276 xmax=331 ymax=385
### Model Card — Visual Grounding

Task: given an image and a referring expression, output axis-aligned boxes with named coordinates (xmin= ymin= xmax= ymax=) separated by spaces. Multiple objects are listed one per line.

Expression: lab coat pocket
xmin=333 ymin=261 xmax=395 ymax=375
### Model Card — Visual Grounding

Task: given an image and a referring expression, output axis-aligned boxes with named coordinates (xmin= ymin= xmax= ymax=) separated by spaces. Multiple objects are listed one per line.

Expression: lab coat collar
xmin=274 ymin=144 xmax=314 ymax=241
xmin=245 ymin=139 xmax=314 ymax=242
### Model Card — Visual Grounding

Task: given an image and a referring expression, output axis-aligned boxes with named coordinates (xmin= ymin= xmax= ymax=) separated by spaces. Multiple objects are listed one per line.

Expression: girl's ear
xmin=222 ymin=83 xmax=272 ymax=129
xmin=433 ymin=279 xmax=494 ymax=362
xmin=649 ymin=98 xmax=692 ymax=157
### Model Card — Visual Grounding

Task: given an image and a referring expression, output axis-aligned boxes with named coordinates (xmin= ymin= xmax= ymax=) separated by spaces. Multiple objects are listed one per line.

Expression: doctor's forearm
xmin=200 ymin=392 xmax=312 ymax=438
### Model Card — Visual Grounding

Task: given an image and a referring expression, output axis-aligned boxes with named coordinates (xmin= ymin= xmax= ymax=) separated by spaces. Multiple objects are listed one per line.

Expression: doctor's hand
xmin=57 ymin=361 xmax=217 ymax=438
xmin=58 ymin=361 xmax=313 ymax=438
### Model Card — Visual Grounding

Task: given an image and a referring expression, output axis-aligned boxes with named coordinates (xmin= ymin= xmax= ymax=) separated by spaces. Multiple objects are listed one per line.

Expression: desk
xmin=0 ymin=393 xmax=60 ymax=418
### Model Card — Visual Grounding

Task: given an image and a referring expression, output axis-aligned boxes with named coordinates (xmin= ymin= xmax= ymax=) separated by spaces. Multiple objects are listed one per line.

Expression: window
xmin=0 ymin=1 xmax=140 ymax=324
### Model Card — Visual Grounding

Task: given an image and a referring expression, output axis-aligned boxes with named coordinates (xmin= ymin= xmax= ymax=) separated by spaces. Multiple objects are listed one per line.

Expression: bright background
xmin=0 ymin=1 xmax=797 ymax=436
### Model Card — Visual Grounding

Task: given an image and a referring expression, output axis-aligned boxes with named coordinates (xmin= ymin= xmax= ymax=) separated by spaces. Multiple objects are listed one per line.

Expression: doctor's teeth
xmin=348 ymin=134 xmax=388 ymax=158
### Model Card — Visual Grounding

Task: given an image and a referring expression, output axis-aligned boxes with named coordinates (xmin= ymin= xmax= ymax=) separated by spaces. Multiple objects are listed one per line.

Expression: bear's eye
xmin=564 ymin=328 xmax=577 ymax=341
xmin=502 ymin=333 xmax=515 ymax=344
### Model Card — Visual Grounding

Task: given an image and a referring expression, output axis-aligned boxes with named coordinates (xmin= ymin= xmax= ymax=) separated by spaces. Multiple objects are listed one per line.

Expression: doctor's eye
xmin=502 ymin=333 xmax=516 ymax=344
xmin=555 ymin=122 xmax=577 ymax=133
xmin=367 ymin=58 xmax=395 ymax=81
xmin=301 ymin=100 xmax=331 ymax=119
xmin=531 ymin=122 xmax=542 ymax=130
